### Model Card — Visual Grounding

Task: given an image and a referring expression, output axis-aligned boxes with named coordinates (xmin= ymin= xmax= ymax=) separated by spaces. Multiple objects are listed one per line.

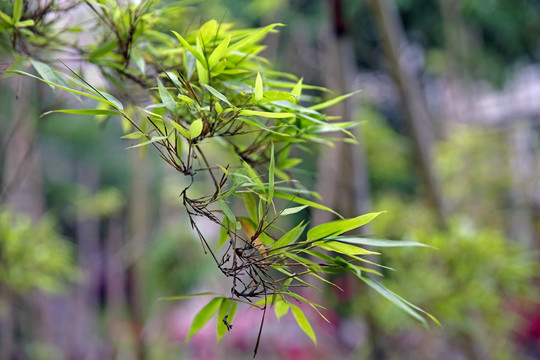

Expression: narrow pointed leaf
xmin=240 ymin=110 xmax=295 ymax=118
xmin=157 ymin=78 xmax=177 ymax=113
xmin=327 ymin=237 xmax=430 ymax=248
xmin=12 ymin=0 xmax=22 ymax=22
xmin=309 ymin=90 xmax=361 ymax=111
xmin=274 ymin=300 xmax=290 ymax=320
xmin=217 ymin=299 xmax=237 ymax=342
xmin=274 ymin=192 xmax=339 ymax=215
xmin=168 ymin=119 xmax=191 ymax=139
xmin=172 ymin=30 xmax=207 ymax=65
xmin=291 ymin=77 xmax=303 ymax=99
xmin=208 ymin=34 xmax=231 ymax=67
xmin=202 ymin=84 xmax=232 ymax=106
xmin=270 ymin=222 xmax=306 ymax=251
xmin=254 ymin=72 xmax=263 ymax=102
xmin=314 ymin=241 xmax=379 ymax=256
xmin=186 ymin=297 xmax=223 ymax=341
xmin=307 ymin=212 xmax=384 ymax=241
xmin=41 ymin=109 xmax=120 ymax=118
xmin=290 ymin=304 xmax=317 ymax=344
xmin=280 ymin=205 xmax=308 ymax=216
xmin=218 ymin=199 xmax=236 ymax=224
xmin=126 ymin=135 xmax=167 ymax=149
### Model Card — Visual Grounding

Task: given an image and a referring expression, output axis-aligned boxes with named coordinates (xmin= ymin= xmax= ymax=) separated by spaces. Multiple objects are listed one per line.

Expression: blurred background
xmin=1 ymin=0 xmax=540 ymax=359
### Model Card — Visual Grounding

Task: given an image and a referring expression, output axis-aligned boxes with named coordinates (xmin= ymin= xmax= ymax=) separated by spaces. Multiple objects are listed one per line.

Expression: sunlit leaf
xmin=12 ymin=0 xmax=22 ymax=23
xmin=327 ymin=237 xmax=430 ymax=248
xmin=270 ymin=221 xmax=306 ymax=251
xmin=309 ymin=90 xmax=361 ymax=111
xmin=314 ymin=241 xmax=379 ymax=256
xmin=202 ymin=84 xmax=232 ymax=106
xmin=274 ymin=299 xmax=289 ymax=320
xmin=290 ymin=304 xmax=317 ymax=344
xmin=208 ymin=34 xmax=231 ymax=68
xmin=254 ymin=72 xmax=263 ymax=102
xmin=168 ymin=119 xmax=191 ymax=139
xmin=240 ymin=109 xmax=295 ymax=118
xmin=186 ymin=297 xmax=223 ymax=341
xmin=218 ymin=199 xmax=236 ymax=224
xmin=307 ymin=212 xmax=384 ymax=241
xmin=157 ymin=78 xmax=177 ymax=113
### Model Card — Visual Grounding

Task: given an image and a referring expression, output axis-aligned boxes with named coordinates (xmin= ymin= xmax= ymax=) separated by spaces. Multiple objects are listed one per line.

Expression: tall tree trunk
xmin=368 ymin=0 xmax=447 ymax=226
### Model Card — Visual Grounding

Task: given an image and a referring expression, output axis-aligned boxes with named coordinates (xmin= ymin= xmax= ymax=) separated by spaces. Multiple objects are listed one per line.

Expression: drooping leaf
xmin=307 ymin=212 xmax=384 ymax=241
xmin=186 ymin=297 xmax=223 ymax=341
xmin=309 ymin=90 xmax=361 ymax=111
xmin=280 ymin=205 xmax=308 ymax=216
xmin=218 ymin=199 xmax=236 ymax=224
xmin=327 ymin=237 xmax=430 ymax=248
xmin=125 ymin=135 xmax=167 ymax=149
xmin=314 ymin=241 xmax=379 ymax=256
xmin=172 ymin=30 xmax=207 ymax=66
xmin=217 ymin=217 xmax=231 ymax=250
xmin=40 ymin=109 xmax=120 ymax=118
xmin=243 ymin=193 xmax=258 ymax=222
xmin=290 ymin=304 xmax=317 ymax=344
xmin=168 ymin=119 xmax=191 ymax=139
xmin=274 ymin=299 xmax=290 ymax=320
xmin=217 ymin=298 xmax=237 ymax=342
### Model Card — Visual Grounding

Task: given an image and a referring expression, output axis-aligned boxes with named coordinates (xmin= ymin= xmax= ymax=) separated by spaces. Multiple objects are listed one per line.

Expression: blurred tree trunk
xmin=127 ymin=150 xmax=152 ymax=360
xmin=368 ymin=0 xmax=447 ymax=226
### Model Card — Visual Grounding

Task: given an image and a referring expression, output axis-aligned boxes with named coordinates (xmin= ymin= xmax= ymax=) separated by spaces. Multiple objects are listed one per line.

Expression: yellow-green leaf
xmin=217 ymin=298 xmax=237 ymax=342
xmin=168 ymin=119 xmax=191 ymax=139
xmin=254 ymin=72 xmax=263 ymax=102
xmin=190 ymin=118 xmax=203 ymax=138
xmin=208 ymin=34 xmax=231 ymax=68
xmin=186 ymin=297 xmax=223 ymax=341
xmin=240 ymin=110 xmax=295 ymax=118
xmin=307 ymin=212 xmax=384 ymax=241
xmin=290 ymin=304 xmax=316 ymax=344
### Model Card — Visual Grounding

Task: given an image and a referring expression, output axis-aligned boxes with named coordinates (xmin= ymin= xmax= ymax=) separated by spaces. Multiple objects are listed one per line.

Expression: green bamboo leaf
xmin=125 ymin=135 xmax=167 ymax=149
xmin=254 ymin=72 xmax=263 ymax=102
xmin=243 ymin=193 xmax=258 ymax=222
xmin=217 ymin=298 xmax=237 ymax=342
xmin=274 ymin=299 xmax=290 ymax=320
xmin=190 ymin=118 xmax=203 ymax=138
xmin=217 ymin=217 xmax=231 ymax=250
xmin=327 ymin=237 xmax=430 ymax=248
xmin=177 ymin=94 xmax=195 ymax=105
xmin=88 ymin=40 xmax=117 ymax=61
xmin=172 ymin=30 xmax=207 ymax=66
xmin=202 ymin=84 xmax=232 ymax=106
xmin=240 ymin=110 xmax=295 ymax=118
xmin=242 ymin=161 xmax=266 ymax=194
xmin=307 ymin=212 xmax=384 ymax=241
xmin=41 ymin=109 xmax=120 ymax=118
xmin=290 ymin=304 xmax=317 ymax=344
xmin=236 ymin=118 xmax=290 ymax=137
xmin=227 ymin=23 xmax=284 ymax=53
xmin=14 ymin=19 xmax=33 ymax=27
xmin=270 ymin=221 xmax=305 ymax=251
xmin=31 ymin=60 xmax=61 ymax=90
xmin=186 ymin=297 xmax=223 ymax=341
xmin=218 ymin=199 xmax=236 ymax=224
xmin=274 ymin=192 xmax=339 ymax=215
xmin=309 ymin=90 xmax=361 ymax=111
xmin=208 ymin=34 xmax=231 ymax=68
xmin=314 ymin=241 xmax=379 ymax=256
xmin=121 ymin=131 xmax=145 ymax=139
xmin=7 ymin=70 xmax=121 ymax=109
xmin=259 ymin=91 xmax=298 ymax=104
xmin=12 ymin=0 xmax=22 ymax=23
xmin=157 ymin=78 xmax=177 ymax=113
xmin=291 ymin=77 xmax=303 ymax=99
xmin=0 ymin=10 xmax=12 ymax=24
xmin=360 ymin=276 xmax=431 ymax=328
xmin=280 ymin=205 xmax=308 ymax=216
xmin=195 ymin=37 xmax=209 ymax=83
xmin=168 ymin=119 xmax=191 ymax=139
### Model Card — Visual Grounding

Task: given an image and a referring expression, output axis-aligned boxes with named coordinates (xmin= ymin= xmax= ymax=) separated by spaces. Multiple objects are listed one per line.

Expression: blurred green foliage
xmin=0 ymin=209 xmax=76 ymax=294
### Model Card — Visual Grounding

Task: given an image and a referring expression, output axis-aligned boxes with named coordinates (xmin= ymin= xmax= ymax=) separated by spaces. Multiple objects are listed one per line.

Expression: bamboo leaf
xmin=172 ymin=30 xmax=207 ymax=66
xmin=290 ymin=304 xmax=317 ymax=344
xmin=217 ymin=217 xmax=231 ymax=250
xmin=259 ymin=91 xmax=298 ymax=104
xmin=41 ymin=109 xmax=120 ymax=118
xmin=254 ymin=72 xmax=263 ymax=102
xmin=217 ymin=298 xmax=237 ymax=342
xmin=274 ymin=299 xmax=290 ymax=320
xmin=125 ymin=135 xmax=167 ymax=149
xmin=274 ymin=192 xmax=339 ymax=215
xmin=280 ymin=205 xmax=308 ymax=216
xmin=190 ymin=118 xmax=203 ymax=138
xmin=208 ymin=34 xmax=231 ymax=68
xmin=327 ymin=237 xmax=430 ymax=248
xmin=243 ymin=193 xmax=258 ymax=222
xmin=307 ymin=212 xmax=384 ymax=241
xmin=309 ymin=90 xmax=361 ymax=111
xmin=227 ymin=23 xmax=284 ymax=53
xmin=202 ymin=83 xmax=232 ymax=106
xmin=12 ymin=0 xmax=22 ymax=23
xmin=186 ymin=297 xmax=223 ymax=341
xmin=240 ymin=110 xmax=295 ymax=118
xmin=218 ymin=199 xmax=236 ymax=224
xmin=270 ymin=221 xmax=306 ymax=251
xmin=168 ymin=119 xmax=191 ymax=139
xmin=291 ymin=77 xmax=303 ymax=99
xmin=157 ymin=78 xmax=177 ymax=113
xmin=121 ymin=131 xmax=145 ymax=139
xmin=314 ymin=241 xmax=379 ymax=256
